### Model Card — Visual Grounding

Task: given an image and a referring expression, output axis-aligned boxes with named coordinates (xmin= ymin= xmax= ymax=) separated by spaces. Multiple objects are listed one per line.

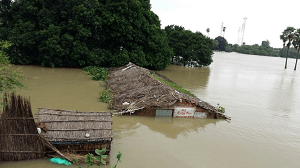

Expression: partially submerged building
xmin=37 ymin=108 xmax=113 ymax=155
xmin=108 ymin=63 xmax=230 ymax=120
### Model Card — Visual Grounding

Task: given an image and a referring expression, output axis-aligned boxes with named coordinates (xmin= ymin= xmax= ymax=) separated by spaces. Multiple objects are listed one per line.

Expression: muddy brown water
xmin=1 ymin=52 xmax=300 ymax=167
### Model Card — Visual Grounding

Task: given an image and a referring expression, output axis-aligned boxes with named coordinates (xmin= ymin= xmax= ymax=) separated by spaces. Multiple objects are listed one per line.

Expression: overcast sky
xmin=150 ymin=0 xmax=300 ymax=48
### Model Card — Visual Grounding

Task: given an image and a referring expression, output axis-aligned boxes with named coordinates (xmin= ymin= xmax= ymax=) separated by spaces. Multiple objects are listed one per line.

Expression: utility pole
xmin=236 ymin=17 xmax=247 ymax=45
xmin=241 ymin=17 xmax=247 ymax=45
xmin=236 ymin=27 xmax=241 ymax=44
xmin=220 ymin=22 xmax=223 ymax=37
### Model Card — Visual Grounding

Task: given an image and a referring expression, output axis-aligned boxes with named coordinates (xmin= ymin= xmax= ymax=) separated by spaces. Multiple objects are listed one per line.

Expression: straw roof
xmin=108 ymin=62 xmax=222 ymax=115
xmin=0 ymin=93 xmax=45 ymax=161
xmin=37 ymin=108 xmax=113 ymax=143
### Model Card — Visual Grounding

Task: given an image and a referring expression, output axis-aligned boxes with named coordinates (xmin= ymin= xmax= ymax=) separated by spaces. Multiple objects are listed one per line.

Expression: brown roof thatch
xmin=108 ymin=63 xmax=230 ymax=119
xmin=0 ymin=93 xmax=45 ymax=161
xmin=37 ymin=108 xmax=113 ymax=144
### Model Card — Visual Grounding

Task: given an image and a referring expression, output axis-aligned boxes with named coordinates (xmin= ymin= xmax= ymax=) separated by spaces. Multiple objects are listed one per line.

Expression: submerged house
xmin=36 ymin=108 xmax=113 ymax=155
xmin=108 ymin=63 xmax=230 ymax=120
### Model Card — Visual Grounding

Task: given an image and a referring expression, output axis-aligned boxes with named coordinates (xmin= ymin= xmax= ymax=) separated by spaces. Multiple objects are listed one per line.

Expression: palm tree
xmin=206 ymin=28 xmax=210 ymax=37
xmin=280 ymin=27 xmax=295 ymax=69
xmin=292 ymin=29 xmax=300 ymax=70
xmin=223 ymin=27 xmax=226 ymax=37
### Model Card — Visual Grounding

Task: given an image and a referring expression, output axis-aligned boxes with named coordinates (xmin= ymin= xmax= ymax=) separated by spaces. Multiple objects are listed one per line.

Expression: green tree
xmin=0 ymin=0 xmax=12 ymax=40
xmin=232 ymin=44 xmax=239 ymax=51
xmin=233 ymin=40 xmax=279 ymax=57
xmin=279 ymin=47 xmax=298 ymax=58
xmin=261 ymin=40 xmax=270 ymax=48
xmin=206 ymin=28 xmax=210 ymax=37
xmin=0 ymin=40 xmax=25 ymax=105
xmin=0 ymin=0 xmax=172 ymax=70
xmin=213 ymin=40 xmax=219 ymax=48
xmin=165 ymin=25 xmax=213 ymax=67
xmin=225 ymin=43 xmax=233 ymax=52
xmin=223 ymin=27 xmax=226 ymax=38
xmin=292 ymin=28 xmax=300 ymax=70
xmin=280 ymin=27 xmax=296 ymax=69
xmin=214 ymin=36 xmax=228 ymax=51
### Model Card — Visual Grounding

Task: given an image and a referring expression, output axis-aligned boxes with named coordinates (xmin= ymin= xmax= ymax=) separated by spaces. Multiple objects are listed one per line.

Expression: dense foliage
xmin=83 ymin=66 xmax=108 ymax=81
xmin=0 ymin=40 xmax=25 ymax=100
xmin=233 ymin=40 xmax=279 ymax=57
xmin=214 ymin=36 xmax=228 ymax=51
xmin=164 ymin=25 xmax=214 ymax=67
xmin=278 ymin=47 xmax=298 ymax=58
xmin=0 ymin=0 xmax=173 ymax=70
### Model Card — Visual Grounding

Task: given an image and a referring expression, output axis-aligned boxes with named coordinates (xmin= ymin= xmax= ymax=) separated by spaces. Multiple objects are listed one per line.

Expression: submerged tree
xmin=165 ymin=25 xmax=214 ymax=67
xmin=280 ymin=27 xmax=295 ymax=69
xmin=214 ymin=36 xmax=228 ymax=51
xmin=0 ymin=0 xmax=173 ymax=70
xmin=292 ymin=29 xmax=300 ymax=70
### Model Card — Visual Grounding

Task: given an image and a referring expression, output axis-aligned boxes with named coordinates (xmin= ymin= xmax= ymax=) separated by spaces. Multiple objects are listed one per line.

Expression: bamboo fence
xmin=0 ymin=93 xmax=45 ymax=161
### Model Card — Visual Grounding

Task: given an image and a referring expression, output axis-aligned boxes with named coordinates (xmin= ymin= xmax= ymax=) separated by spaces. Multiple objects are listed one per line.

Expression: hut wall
xmin=122 ymin=101 xmax=219 ymax=119
xmin=172 ymin=102 xmax=217 ymax=118
xmin=135 ymin=108 xmax=156 ymax=117
xmin=0 ymin=93 xmax=45 ymax=161
xmin=51 ymin=141 xmax=111 ymax=155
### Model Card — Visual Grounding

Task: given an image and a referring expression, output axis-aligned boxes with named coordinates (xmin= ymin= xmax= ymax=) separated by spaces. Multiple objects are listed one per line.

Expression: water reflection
xmin=113 ymin=115 xmax=218 ymax=139
xmin=12 ymin=65 xmax=108 ymax=114
xmin=269 ymin=70 xmax=298 ymax=116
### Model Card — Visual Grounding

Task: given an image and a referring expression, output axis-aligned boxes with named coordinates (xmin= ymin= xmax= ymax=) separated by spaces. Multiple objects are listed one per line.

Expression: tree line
xmin=214 ymin=36 xmax=279 ymax=56
xmin=213 ymin=30 xmax=300 ymax=70
xmin=0 ymin=0 xmax=214 ymax=70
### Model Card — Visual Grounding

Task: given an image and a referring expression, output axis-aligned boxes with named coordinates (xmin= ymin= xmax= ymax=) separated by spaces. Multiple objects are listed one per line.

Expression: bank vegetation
xmin=0 ymin=0 xmax=214 ymax=70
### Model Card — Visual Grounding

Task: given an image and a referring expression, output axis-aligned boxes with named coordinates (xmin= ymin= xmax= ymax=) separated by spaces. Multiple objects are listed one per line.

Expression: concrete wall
xmin=121 ymin=100 xmax=218 ymax=118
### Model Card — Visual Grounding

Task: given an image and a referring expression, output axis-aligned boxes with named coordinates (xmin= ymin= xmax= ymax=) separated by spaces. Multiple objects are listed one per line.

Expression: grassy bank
xmin=151 ymin=73 xmax=196 ymax=97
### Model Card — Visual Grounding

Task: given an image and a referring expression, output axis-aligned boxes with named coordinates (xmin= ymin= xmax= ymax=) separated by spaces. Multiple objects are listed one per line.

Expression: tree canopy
xmin=164 ymin=25 xmax=214 ymax=67
xmin=0 ymin=0 xmax=173 ymax=70
xmin=0 ymin=40 xmax=25 ymax=103
xmin=214 ymin=36 xmax=228 ymax=51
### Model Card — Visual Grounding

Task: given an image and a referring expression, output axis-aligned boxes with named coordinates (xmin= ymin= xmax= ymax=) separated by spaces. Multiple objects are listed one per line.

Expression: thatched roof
xmin=37 ymin=108 xmax=113 ymax=144
xmin=108 ymin=63 xmax=221 ymax=114
xmin=0 ymin=93 xmax=45 ymax=161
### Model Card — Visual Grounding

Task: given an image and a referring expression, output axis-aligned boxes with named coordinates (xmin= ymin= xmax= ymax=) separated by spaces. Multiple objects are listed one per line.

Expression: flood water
xmin=1 ymin=52 xmax=300 ymax=168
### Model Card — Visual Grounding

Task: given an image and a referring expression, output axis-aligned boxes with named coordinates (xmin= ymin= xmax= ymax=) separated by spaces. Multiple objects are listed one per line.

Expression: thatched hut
xmin=108 ymin=62 xmax=230 ymax=120
xmin=0 ymin=93 xmax=45 ymax=161
xmin=36 ymin=108 xmax=113 ymax=155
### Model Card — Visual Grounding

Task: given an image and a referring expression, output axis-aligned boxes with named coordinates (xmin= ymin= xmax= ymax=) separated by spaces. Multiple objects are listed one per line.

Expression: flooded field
xmin=1 ymin=52 xmax=300 ymax=167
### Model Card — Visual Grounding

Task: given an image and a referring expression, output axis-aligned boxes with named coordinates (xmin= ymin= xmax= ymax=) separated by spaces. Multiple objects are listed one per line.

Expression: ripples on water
xmin=1 ymin=52 xmax=300 ymax=168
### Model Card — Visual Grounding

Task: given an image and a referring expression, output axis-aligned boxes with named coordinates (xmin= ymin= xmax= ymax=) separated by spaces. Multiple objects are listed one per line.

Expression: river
xmin=1 ymin=52 xmax=299 ymax=168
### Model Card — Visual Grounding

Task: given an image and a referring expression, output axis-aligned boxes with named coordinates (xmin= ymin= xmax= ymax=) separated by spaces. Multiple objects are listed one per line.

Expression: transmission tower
xmin=236 ymin=17 xmax=247 ymax=45
xmin=220 ymin=22 xmax=223 ymax=37
xmin=236 ymin=27 xmax=241 ymax=44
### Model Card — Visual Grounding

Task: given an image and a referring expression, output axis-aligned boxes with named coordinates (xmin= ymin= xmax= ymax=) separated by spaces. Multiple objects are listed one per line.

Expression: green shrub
xmin=83 ymin=66 xmax=109 ymax=81
xmin=99 ymin=89 xmax=113 ymax=107
xmin=217 ymin=105 xmax=225 ymax=113
xmin=81 ymin=148 xmax=122 ymax=168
